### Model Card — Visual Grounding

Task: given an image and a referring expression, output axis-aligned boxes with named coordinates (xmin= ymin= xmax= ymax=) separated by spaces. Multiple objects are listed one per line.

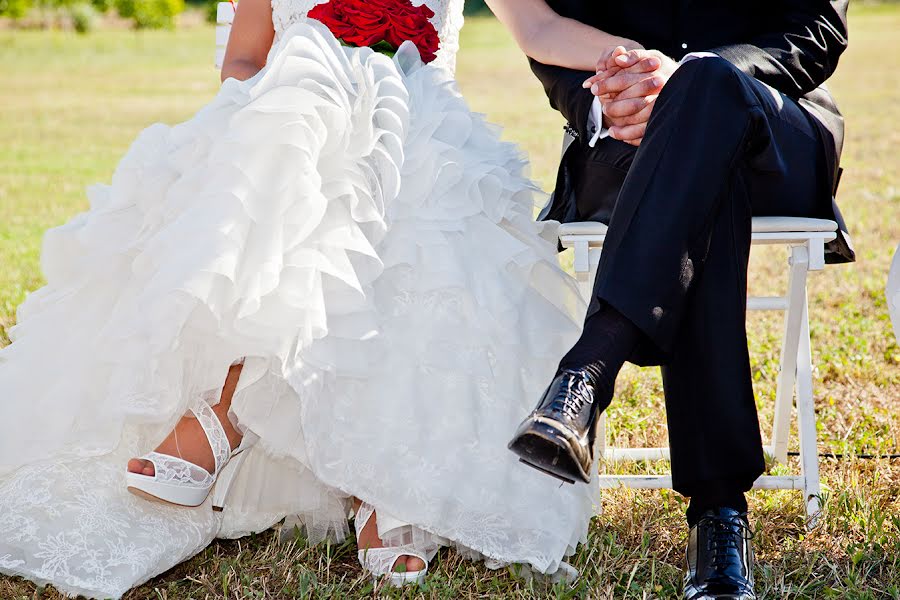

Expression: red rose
xmin=308 ymin=0 xmax=440 ymax=64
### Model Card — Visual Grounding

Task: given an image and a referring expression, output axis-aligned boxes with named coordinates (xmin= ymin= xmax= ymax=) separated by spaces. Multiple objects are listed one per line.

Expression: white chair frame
xmin=215 ymin=2 xmax=235 ymax=69
xmin=559 ymin=216 xmax=837 ymax=523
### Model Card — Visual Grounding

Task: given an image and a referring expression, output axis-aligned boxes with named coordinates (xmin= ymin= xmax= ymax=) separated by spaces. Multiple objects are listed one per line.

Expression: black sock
xmin=686 ymin=480 xmax=748 ymax=527
xmin=557 ymin=303 xmax=642 ymax=413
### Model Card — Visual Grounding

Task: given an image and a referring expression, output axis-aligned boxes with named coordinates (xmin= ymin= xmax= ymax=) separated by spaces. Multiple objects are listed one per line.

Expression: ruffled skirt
xmin=0 ymin=22 xmax=596 ymax=599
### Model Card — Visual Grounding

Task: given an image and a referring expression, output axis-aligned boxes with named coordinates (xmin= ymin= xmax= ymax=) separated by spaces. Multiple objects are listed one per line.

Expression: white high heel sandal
xmin=354 ymin=502 xmax=429 ymax=587
xmin=125 ymin=359 xmax=268 ymax=509
xmin=125 ymin=398 xmax=257 ymax=509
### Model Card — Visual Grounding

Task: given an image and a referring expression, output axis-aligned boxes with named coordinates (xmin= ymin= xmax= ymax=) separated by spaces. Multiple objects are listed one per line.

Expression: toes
xmin=404 ymin=556 xmax=426 ymax=573
xmin=126 ymin=458 xmax=145 ymax=474
xmin=126 ymin=458 xmax=155 ymax=476
xmin=392 ymin=557 xmax=407 ymax=573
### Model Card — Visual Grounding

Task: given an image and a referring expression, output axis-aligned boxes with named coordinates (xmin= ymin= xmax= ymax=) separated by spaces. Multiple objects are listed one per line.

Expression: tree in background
xmin=115 ymin=0 xmax=184 ymax=29
xmin=1 ymin=0 xmax=100 ymax=31
xmin=0 ymin=0 xmax=31 ymax=18
xmin=464 ymin=0 xmax=490 ymax=15
xmin=1 ymin=0 xmax=183 ymax=30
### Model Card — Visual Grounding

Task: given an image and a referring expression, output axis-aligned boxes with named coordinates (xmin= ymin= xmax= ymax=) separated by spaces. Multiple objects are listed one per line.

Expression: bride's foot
xmin=353 ymin=499 xmax=427 ymax=579
xmin=127 ymin=363 xmax=245 ymax=477
xmin=125 ymin=362 xmax=256 ymax=508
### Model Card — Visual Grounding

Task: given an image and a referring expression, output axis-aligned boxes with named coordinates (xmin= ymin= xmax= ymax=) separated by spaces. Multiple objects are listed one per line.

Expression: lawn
xmin=1 ymin=5 xmax=899 ymax=599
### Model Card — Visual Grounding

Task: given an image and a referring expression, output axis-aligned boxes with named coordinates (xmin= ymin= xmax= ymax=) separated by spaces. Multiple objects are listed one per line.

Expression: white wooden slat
xmin=215 ymin=1 xmax=235 ymax=68
xmin=597 ymin=475 xmax=805 ymax=490
xmin=796 ymin=295 xmax=823 ymax=522
xmin=747 ymin=296 xmax=789 ymax=311
xmin=217 ymin=1 xmax=235 ymax=24
xmin=216 ymin=24 xmax=231 ymax=46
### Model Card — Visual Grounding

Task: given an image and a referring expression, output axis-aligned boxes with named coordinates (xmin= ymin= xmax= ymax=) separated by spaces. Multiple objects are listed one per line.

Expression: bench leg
xmin=770 ymin=245 xmax=809 ymax=464
xmin=596 ymin=412 xmax=608 ymax=463
xmin=796 ymin=292 xmax=822 ymax=527
xmin=572 ymin=241 xmax=593 ymax=302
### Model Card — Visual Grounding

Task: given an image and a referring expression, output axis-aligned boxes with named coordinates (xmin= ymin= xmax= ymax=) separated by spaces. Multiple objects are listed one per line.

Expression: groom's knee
xmin=659 ymin=56 xmax=752 ymax=119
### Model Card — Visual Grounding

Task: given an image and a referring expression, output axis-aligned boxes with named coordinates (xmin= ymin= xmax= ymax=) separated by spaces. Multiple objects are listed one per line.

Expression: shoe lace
xmin=549 ymin=371 xmax=594 ymax=420
xmin=699 ymin=514 xmax=754 ymax=570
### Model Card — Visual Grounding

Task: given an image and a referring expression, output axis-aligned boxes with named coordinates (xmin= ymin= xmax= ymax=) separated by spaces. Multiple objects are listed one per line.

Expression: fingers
xmin=583 ymin=59 xmax=656 ymax=90
xmin=619 ymin=55 xmax=663 ymax=74
xmin=596 ymin=46 xmax=628 ymax=73
xmin=591 ymin=71 xmax=659 ymax=96
xmin=606 ymin=103 xmax=654 ymax=126
xmin=612 ymin=74 xmax=665 ymax=101
xmin=583 ymin=69 xmax=614 ymax=89
xmin=602 ymin=93 xmax=658 ymax=118
xmin=608 ymin=122 xmax=647 ymax=142
xmin=612 ymin=49 xmax=661 ymax=70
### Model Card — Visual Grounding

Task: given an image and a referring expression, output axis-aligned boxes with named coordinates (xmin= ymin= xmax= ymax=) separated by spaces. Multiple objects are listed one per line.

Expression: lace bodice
xmin=270 ymin=0 xmax=464 ymax=72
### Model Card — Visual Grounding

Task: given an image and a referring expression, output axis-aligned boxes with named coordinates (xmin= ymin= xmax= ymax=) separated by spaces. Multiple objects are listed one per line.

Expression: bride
xmin=0 ymin=0 xmax=640 ymax=597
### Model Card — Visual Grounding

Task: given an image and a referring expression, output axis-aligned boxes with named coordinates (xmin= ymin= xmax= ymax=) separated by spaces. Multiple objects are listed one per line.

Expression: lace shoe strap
xmin=358 ymin=546 xmax=428 ymax=577
xmin=142 ymin=451 xmax=215 ymax=488
xmin=190 ymin=399 xmax=232 ymax=476
xmin=355 ymin=502 xmax=377 ymax=535
xmin=354 ymin=503 xmax=428 ymax=575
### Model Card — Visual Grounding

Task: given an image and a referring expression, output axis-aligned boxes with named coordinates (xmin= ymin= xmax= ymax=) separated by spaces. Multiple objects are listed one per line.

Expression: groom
xmin=508 ymin=1 xmax=852 ymax=598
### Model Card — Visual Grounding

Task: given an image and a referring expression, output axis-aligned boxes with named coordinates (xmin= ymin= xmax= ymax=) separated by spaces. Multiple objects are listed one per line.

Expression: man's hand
xmin=583 ymin=48 xmax=680 ymax=146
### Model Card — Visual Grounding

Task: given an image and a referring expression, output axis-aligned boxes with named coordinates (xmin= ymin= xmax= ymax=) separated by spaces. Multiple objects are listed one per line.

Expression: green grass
xmin=2 ymin=5 xmax=899 ymax=599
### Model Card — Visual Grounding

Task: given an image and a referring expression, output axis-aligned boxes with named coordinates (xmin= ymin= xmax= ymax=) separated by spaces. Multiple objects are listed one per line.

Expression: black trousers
xmin=580 ymin=57 xmax=830 ymax=497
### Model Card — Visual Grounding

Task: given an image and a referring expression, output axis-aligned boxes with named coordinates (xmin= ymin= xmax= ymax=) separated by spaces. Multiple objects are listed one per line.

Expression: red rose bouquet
xmin=308 ymin=0 xmax=441 ymax=64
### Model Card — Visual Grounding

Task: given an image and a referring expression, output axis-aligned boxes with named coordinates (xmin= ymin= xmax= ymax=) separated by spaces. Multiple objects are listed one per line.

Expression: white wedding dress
xmin=0 ymin=1 xmax=597 ymax=597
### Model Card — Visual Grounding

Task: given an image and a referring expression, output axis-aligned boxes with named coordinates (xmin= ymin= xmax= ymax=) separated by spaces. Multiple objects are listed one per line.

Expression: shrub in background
xmin=115 ymin=0 xmax=183 ymax=28
xmin=68 ymin=0 xmax=98 ymax=31
xmin=463 ymin=0 xmax=490 ymax=16
xmin=204 ymin=0 xmax=217 ymax=24
xmin=114 ymin=0 xmax=134 ymax=17
xmin=0 ymin=0 xmax=33 ymax=18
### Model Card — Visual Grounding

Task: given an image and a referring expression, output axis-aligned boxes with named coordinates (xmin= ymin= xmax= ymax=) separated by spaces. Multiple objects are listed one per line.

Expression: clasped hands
xmin=583 ymin=45 xmax=679 ymax=146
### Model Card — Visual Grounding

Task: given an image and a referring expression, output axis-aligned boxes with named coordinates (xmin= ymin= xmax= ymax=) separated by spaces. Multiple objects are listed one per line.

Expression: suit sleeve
xmin=528 ymin=58 xmax=596 ymax=141
xmin=711 ymin=0 xmax=848 ymax=97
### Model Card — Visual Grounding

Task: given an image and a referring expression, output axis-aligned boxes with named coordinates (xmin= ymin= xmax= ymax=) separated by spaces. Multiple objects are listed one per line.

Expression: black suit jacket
xmin=531 ymin=0 xmax=854 ymax=263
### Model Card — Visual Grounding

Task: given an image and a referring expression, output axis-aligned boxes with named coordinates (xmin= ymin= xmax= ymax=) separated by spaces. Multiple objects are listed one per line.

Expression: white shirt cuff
xmin=585 ymin=51 xmax=718 ymax=147
xmin=587 ymin=97 xmax=609 ymax=147
xmin=680 ymin=51 xmax=718 ymax=64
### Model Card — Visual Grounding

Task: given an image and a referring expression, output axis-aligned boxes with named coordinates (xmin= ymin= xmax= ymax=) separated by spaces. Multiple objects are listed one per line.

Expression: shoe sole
xmin=125 ymin=471 xmax=210 ymax=508
xmin=125 ymin=485 xmax=208 ymax=508
xmin=385 ymin=567 xmax=427 ymax=587
xmin=508 ymin=427 xmax=591 ymax=484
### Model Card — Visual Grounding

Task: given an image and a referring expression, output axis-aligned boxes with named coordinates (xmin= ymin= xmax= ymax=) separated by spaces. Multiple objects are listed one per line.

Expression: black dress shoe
xmin=507 ymin=369 xmax=599 ymax=484
xmin=684 ymin=507 xmax=756 ymax=600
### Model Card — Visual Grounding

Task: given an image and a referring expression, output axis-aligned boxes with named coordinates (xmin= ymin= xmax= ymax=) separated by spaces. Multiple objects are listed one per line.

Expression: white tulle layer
xmin=0 ymin=23 xmax=595 ymax=599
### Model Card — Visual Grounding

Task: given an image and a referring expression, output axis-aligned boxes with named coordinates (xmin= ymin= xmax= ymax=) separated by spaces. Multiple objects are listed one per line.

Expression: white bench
xmin=560 ymin=216 xmax=837 ymax=523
